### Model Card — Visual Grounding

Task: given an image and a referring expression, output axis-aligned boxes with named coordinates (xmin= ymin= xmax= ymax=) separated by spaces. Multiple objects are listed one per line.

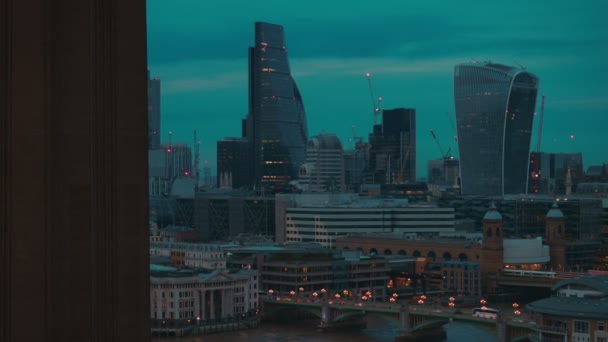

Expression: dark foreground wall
xmin=1 ymin=1 xmax=149 ymax=341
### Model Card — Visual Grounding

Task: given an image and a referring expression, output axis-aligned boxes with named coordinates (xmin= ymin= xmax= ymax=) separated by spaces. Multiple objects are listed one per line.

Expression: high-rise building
xmin=368 ymin=108 xmax=416 ymax=184
xmin=148 ymin=72 xmax=161 ymax=150
xmin=244 ymin=22 xmax=308 ymax=186
xmin=454 ymin=62 xmax=539 ymax=196
xmin=529 ymin=152 xmax=584 ymax=194
xmin=160 ymin=143 xmax=192 ymax=179
xmin=298 ymin=133 xmax=345 ymax=192
xmin=343 ymin=141 xmax=370 ymax=192
xmin=1 ymin=1 xmax=149 ymax=341
xmin=217 ymin=137 xmax=252 ymax=189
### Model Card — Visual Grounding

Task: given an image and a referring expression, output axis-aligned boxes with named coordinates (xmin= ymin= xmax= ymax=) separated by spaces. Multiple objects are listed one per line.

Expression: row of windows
xmin=286 ymin=224 xmax=454 ymax=229
xmin=287 ymin=216 xmax=454 ymax=222
xmin=286 ymin=211 xmax=454 ymax=217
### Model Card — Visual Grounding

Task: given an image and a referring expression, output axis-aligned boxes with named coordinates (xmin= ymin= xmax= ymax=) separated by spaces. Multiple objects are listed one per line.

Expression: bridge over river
xmin=262 ymin=298 xmax=537 ymax=342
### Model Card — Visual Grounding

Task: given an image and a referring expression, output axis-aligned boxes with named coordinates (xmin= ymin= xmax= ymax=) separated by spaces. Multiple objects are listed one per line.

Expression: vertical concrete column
xmin=398 ymin=302 xmax=411 ymax=337
xmin=210 ymin=290 xmax=215 ymax=320
xmin=221 ymin=290 xmax=226 ymax=318
xmin=320 ymin=301 xmax=330 ymax=326
xmin=496 ymin=314 xmax=508 ymax=342
xmin=201 ymin=291 xmax=206 ymax=320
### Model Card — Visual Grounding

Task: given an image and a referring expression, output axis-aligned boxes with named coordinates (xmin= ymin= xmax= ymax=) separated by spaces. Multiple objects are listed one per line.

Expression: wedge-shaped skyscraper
xmin=454 ymin=62 xmax=539 ymax=196
xmin=245 ymin=22 xmax=308 ymax=186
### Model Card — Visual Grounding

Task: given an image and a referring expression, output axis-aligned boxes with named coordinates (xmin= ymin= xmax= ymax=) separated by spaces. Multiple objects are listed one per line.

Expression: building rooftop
xmin=526 ymin=296 xmax=608 ymax=319
xmin=483 ymin=201 xmax=502 ymax=220
xmin=527 ymin=275 xmax=608 ymax=319
xmin=545 ymin=202 xmax=564 ymax=218
xmin=552 ymin=275 xmax=608 ymax=294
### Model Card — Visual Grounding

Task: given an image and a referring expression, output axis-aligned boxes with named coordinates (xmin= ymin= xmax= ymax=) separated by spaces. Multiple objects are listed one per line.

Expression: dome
xmin=308 ymin=133 xmax=343 ymax=150
xmin=546 ymin=202 xmax=564 ymax=219
xmin=483 ymin=201 xmax=502 ymax=220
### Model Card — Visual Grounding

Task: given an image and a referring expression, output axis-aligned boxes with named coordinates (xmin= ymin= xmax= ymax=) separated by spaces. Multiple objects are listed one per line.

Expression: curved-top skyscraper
xmin=454 ymin=62 xmax=539 ymax=196
xmin=245 ymin=22 xmax=308 ymax=186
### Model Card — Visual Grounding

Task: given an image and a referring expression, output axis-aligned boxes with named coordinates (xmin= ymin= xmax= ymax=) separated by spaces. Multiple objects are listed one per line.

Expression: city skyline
xmin=147 ymin=0 xmax=608 ymax=179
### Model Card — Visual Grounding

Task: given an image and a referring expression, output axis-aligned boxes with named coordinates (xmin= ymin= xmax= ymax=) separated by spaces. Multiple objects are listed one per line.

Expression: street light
xmin=513 ymin=302 xmax=521 ymax=316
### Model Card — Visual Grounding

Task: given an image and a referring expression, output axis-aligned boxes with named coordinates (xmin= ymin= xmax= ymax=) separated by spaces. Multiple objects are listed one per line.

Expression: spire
xmin=483 ymin=201 xmax=502 ymax=220
xmin=546 ymin=202 xmax=564 ymax=219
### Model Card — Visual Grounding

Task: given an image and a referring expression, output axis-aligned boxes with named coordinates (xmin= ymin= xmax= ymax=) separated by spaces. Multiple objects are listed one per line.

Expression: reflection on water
xmin=157 ymin=317 xmax=495 ymax=342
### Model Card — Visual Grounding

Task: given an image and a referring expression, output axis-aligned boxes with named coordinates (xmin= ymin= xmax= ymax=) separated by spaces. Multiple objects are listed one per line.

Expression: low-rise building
xmin=224 ymin=244 xmax=392 ymax=302
xmin=150 ymin=265 xmax=258 ymax=323
xmin=526 ymin=275 xmax=608 ymax=342
xmin=150 ymin=242 xmax=227 ymax=269
xmin=276 ymin=193 xmax=455 ymax=248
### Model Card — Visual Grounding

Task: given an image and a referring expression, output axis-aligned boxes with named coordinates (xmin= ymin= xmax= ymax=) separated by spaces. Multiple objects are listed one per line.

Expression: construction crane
xmin=365 ymin=72 xmax=383 ymax=125
xmin=193 ymin=130 xmax=201 ymax=192
xmin=532 ymin=95 xmax=546 ymax=193
xmin=396 ymin=144 xmax=412 ymax=184
xmin=430 ymin=130 xmax=453 ymax=160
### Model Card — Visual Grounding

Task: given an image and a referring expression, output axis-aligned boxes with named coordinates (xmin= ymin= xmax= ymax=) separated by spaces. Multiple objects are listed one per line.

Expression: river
xmin=157 ymin=316 xmax=496 ymax=342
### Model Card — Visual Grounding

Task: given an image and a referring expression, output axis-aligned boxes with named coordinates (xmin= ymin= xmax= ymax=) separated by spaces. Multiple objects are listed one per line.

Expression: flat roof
xmin=526 ymin=296 xmax=608 ymax=319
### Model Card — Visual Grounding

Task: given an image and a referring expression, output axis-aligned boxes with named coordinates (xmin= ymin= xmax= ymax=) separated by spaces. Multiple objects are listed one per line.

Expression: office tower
xmin=148 ymin=72 xmax=161 ymax=150
xmin=1 ymin=1 xmax=149 ymax=341
xmin=160 ymin=143 xmax=193 ymax=179
xmin=344 ymin=141 xmax=369 ymax=192
xmin=244 ymin=22 xmax=308 ymax=186
xmin=368 ymin=108 xmax=416 ymax=184
xmin=427 ymin=158 xmax=460 ymax=187
xmin=529 ymin=152 xmax=584 ymax=194
xmin=454 ymin=62 xmax=539 ymax=196
xmin=217 ymin=137 xmax=252 ymax=189
xmin=298 ymin=133 xmax=345 ymax=192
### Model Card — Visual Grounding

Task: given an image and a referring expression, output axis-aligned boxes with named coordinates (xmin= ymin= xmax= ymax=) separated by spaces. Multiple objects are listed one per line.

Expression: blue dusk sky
xmin=147 ymin=0 xmax=608 ymax=179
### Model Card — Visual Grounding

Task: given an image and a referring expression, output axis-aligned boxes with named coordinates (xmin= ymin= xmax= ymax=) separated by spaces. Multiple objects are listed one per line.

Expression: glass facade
xmin=454 ymin=62 xmax=539 ymax=196
xmin=246 ymin=22 xmax=308 ymax=185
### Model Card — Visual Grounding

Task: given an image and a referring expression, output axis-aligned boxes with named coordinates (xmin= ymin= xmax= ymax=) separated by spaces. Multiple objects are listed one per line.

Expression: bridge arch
xmin=333 ymin=311 xmax=399 ymax=326
xmin=263 ymin=304 xmax=321 ymax=319
xmin=398 ymin=249 xmax=407 ymax=256
xmin=412 ymin=318 xmax=450 ymax=331
xmin=384 ymin=249 xmax=392 ymax=256
xmin=413 ymin=250 xmax=421 ymax=257
xmin=427 ymin=251 xmax=436 ymax=261
xmin=369 ymin=248 xmax=378 ymax=256
xmin=458 ymin=253 xmax=468 ymax=261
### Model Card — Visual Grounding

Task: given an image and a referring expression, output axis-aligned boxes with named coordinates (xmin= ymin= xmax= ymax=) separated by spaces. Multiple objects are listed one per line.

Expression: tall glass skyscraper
xmin=245 ymin=22 xmax=308 ymax=186
xmin=454 ymin=62 xmax=539 ymax=196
